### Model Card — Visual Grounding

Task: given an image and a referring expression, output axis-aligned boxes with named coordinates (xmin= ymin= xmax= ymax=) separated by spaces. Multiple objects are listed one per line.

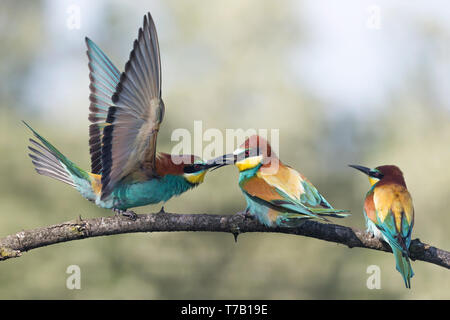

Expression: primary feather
xmin=101 ymin=12 xmax=165 ymax=199
xmin=85 ymin=37 xmax=121 ymax=175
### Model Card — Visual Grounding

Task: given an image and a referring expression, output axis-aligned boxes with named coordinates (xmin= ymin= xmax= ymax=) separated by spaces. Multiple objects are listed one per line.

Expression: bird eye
xmin=245 ymin=149 xmax=250 ymax=157
xmin=184 ymin=164 xmax=202 ymax=173
xmin=370 ymin=170 xmax=384 ymax=179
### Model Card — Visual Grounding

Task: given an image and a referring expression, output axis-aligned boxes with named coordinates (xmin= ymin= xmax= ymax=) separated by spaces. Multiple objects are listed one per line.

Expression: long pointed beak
xmin=205 ymin=153 xmax=236 ymax=171
xmin=348 ymin=164 xmax=371 ymax=176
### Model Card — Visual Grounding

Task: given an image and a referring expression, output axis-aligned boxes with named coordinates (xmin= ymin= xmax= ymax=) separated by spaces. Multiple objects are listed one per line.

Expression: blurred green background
xmin=0 ymin=0 xmax=449 ymax=299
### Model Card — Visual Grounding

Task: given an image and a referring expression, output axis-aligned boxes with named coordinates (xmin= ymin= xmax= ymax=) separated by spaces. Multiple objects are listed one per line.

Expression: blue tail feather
xmin=392 ymin=246 xmax=414 ymax=289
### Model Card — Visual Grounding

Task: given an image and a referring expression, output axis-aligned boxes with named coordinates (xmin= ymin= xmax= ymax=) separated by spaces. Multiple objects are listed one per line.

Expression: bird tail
xmin=392 ymin=246 xmax=414 ymax=289
xmin=276 ymin=214 xmax=309 ymax=228
xmin=24 ymin=121 xmax=91 ymax=189
xmin=276 ymin=208 xmax=350 ymax=227
xmin=308 ymin=207 xmax=351 ymax=219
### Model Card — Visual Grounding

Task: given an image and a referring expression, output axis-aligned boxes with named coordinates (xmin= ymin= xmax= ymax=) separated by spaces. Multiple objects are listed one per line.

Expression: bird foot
xmin=113 ymin=208 xmax=138 ymax=221
xmin=235 ymin=209 xmax=254 ymax=221
xmin=366 ymin=228 xmax=383 ymax=240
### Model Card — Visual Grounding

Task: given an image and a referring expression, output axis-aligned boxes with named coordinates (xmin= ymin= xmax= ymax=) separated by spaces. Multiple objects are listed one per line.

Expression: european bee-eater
xmin=222 ymin=135 xmax=349 ymax=227
xmin=349 ymin=164 xmax=415 ymax=288
xmin=24 ymin=13 xmax=225 ymax=219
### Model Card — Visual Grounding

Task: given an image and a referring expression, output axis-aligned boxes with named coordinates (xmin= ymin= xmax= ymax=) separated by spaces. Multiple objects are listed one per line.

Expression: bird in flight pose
xmin=25 ymin=12 xmax=225 ymax=219
xmin=220 ymin=135 xmax=349 ymax=227
xmin=350 ymin=164 xmax=415 ymax=288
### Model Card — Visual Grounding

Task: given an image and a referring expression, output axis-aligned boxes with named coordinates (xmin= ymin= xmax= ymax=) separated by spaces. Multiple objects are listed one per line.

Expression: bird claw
xmin=123 ymin=210 xmax=138 ymax=221
xmin=113 ymin=208 xmax=137 ymax=221
xmin=235 ymin=209 xmax=254 ymax=221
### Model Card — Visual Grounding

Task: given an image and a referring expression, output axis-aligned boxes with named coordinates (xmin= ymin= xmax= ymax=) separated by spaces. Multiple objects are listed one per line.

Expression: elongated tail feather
xmin=277 ymin=209 xmax=349 ymax=226
xmin=277 ymin=214 xmax=309 ymax=228
xmin=308 ymin=207 xmax=351 ymax=218
xmin=24 ymin=121 xmax=90 ymax=186
xmin=28 ymin=140 xmax=76 ymax=187
xmin=273 ymin=188 xmax=351 ymax=219
xmin=392 ymin=246 xmax=414 ymax=289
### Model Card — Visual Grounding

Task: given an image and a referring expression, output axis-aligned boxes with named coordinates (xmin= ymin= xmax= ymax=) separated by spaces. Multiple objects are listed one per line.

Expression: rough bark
xmin=0 ymin=211 xmax=448 ymax=269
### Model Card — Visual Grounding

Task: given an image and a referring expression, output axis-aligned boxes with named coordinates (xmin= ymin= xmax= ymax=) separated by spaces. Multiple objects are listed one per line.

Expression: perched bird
xmin=24 ymin=13 xmax=225 ymax=219
xmin=222 ymin=135 xmax=349 ymax=227
xmin=349 ymin=164 xmax=415 ymax=288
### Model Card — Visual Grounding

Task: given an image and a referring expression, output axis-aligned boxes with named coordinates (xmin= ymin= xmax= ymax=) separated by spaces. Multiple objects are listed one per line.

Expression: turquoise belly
xmin=244 ymin=194 xmax=272 ymax=226
xmin=97 ymin=175 xmax=193 ymax=210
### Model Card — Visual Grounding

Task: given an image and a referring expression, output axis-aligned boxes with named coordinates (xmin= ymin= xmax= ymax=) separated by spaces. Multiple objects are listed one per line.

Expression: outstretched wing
xmin=101 ymin=12 xmax=165 ymax=199
xmin=85 ymin=37 xmax=121 ymax=174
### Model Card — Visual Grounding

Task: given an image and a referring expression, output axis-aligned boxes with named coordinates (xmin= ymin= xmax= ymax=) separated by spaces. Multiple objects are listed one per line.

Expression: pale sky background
xmin=295 ymin=0 xmax=450 ymax=114
xmin=22 ymin=0 xmax=450 ymax=124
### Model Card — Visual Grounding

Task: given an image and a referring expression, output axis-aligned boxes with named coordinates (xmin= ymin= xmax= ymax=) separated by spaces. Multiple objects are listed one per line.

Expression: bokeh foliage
xmin=0 ymin=0 xmax=449 ymax=299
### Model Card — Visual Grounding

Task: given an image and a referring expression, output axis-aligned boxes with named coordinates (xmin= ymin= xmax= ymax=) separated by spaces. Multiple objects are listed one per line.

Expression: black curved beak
xmin=348 ymin=164 xmax=371 ymax=176
xmin=206 ymin=153 xmax=236 ymax=171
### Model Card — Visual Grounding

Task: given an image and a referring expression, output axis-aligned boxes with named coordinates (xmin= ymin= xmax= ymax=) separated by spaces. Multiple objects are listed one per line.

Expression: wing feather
xmin=248 ymin=165 xmax=348 ymax=218
xmin=100 ymin=12 xmax=165 ymax=198
xmin=257 ymin=165 xmax=327 ymax=208
xmin=242 ymin=174 xmax=324 ymax=219
xmin=372 ymin=184 xmax=414 ymax=251
xmin=85 ymin=37 xmax=121 ymax=174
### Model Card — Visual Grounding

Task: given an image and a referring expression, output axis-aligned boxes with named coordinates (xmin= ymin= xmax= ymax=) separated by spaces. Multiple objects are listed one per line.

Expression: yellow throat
xmin=235 ymin=155 xmax=263 ymax=172
xmin=368 ymin=176 xmax=380 ymax=186
xmin=184 ymin=170 xmax=207 ymax=184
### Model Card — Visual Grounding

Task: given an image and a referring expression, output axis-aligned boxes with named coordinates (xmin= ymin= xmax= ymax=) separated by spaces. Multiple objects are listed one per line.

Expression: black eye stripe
xmin=183 ymin=164 xmax=205 ymax=173
xmin=370 ymin=171 xmax=384 ymax=179
xmin=244 ymin=149 xmax=261 ymax=157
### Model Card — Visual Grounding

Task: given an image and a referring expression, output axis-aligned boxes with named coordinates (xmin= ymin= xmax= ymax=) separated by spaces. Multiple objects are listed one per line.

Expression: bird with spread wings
xmin=24 ymin=13 xmax=225 ymax=219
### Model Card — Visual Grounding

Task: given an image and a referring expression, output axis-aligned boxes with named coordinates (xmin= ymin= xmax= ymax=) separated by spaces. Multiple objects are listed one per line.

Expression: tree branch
xmin=0 ymin=211 xmax=449 ymax=269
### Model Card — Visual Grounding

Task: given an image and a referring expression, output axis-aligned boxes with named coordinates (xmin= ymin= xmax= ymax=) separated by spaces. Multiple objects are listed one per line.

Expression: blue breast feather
xmin=98 ymin=175 xmax=194 ymax=210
